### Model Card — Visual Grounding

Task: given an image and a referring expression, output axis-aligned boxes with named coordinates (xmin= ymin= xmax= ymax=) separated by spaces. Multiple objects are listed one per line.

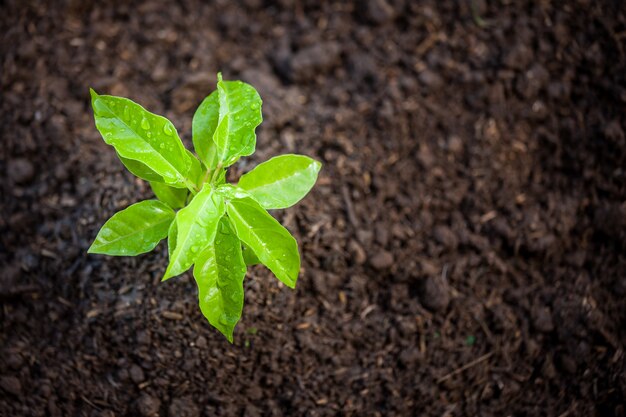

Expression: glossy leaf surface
xmin=164 ymin=185 xmax=225 ymax=280
xmin=90 ymin=89 xmax=191 ymax=187
xmin=193 ymin=217 xmax=246 ymax=342
xmin=150 ymin=182 xmax=187 ymax=209
xmin=168 ymin=218 xmax=178 ymax=260
xmin=226 ymin=197 xmax=300 ymax=288
xmin=192 ymin=90 xmax=220 ymax=169
xmin=118 ymin=153 xmax=166 ymax=183
xmin=88 ymin=200 xmax=174 ymax=256
xmin=238 ymin=154 xmax=321 ymax=209
xmin=213 ymin=75 xmax=262 ymax=167
xmin=186 ymin=150 xmax=204 ymax=190
xmin=242 ymin=244 xmax=260 ymax=266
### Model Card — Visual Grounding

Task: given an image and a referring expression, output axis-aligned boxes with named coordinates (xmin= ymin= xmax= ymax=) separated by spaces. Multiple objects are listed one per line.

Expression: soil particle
xmin=195 ymin=335 xmax=207 ymax=349
xmin=361 ymin=0 xmax=396 ymax=25
xmin=7 ymin=157 xmax=35 ymax=184
xmin=347 ymin=52 xmax=379 ymax=86
xmin=399 ymin=347 xmax=422 ymax=366
xmin=433 ymin=225 xmax=459 ymax=251
xmin=504 ymin=43 xmax=534 ymax=70
xmin=168 ymin=397 xmax=200 ymax=417
xmin=604 ymin=119 xmax=625 ymax=143
xmin=5 ymin=353 xmax=24 ymax=370
xmin=558 ymin=353 xmax=578 ymax=374
xmin=289 ymin=42 xmax=342 ymax=82
xmin=418 ymin=69 xmax=444 ymax=90
xmin=136 ymin=394 xmax=161 ymax=417
xmin=136 ymin=331 xmax=152 ymax=346
xmin=0 ymin=376 xmax=22 ymax=396
xmin=130 ymin=364 xmax=146 ymax=384
xmin=418 ymin=276 xmax=450 ymax=312
xmin=348 ymin=239 xmax=367 ymax=265
xmin=369 ymin=250 xmax=394 ymax=270
xmin=531 ymin=306 xmax=555 ymax=333
xmin=246 ymin=385 xmax=264 ymax=401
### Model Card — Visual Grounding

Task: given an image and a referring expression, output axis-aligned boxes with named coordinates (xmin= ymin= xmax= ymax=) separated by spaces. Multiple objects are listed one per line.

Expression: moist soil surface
xmin=1 ymin=1 xmax=626 ymax=416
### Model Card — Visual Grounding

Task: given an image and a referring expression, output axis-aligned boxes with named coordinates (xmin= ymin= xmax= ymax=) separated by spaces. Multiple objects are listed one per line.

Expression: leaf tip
xmin=284 ymin=277 xmax=297 ymax=289
xmin=87 ymin=239 xmax=102 ymax=254
xmin=217 ymin=72 xmax=223 ymax=83
xmin=161 ymin=264 xmax=174 ymax=281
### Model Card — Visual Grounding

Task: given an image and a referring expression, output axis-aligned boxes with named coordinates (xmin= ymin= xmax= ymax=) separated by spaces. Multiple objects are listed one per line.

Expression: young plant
xmin=88 ymin=73 xmax=321 ymax=342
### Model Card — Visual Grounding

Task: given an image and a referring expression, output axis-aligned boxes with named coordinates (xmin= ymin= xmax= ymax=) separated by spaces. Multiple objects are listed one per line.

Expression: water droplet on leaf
xmin=163 ymin=124 xmax=173 ymax=136
xmin=141 ymin=118 xmax=150 ymax=130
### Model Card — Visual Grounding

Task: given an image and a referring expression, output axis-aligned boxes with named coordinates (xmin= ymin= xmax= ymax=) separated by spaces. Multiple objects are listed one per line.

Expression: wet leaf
xmin=242 ymin=244 xmax=260 ymax=266
xmin=150 ymin=182 xmax=188 ymax=209
xmin=117 ymin=153 xmax=166 ymax=183
xmin=88 ymin=200 xmax=174 ymax=256
xmin=193 ymin=217 xmax=246 ymax=342
xmin=226 ymin=196 xmax=300 ymax=288
xmin=186 ymin=149 xmax=205 ymax=189
xmin=238 ymin=154 xmax=321 ymax=209
xmin=192 ymin=90 xmax=220 ymax=169
xmin=212 ymin=74 xmax=262 ymax=167
xmin=90 ymin=89 xmax=192 ymax=188
xmin=164 ymin=184 xmax=225 ymax=280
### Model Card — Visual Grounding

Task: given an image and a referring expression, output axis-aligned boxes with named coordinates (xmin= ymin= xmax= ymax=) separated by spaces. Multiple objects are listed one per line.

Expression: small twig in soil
xmin=341 ymin=185 xmax=359 ymax=228
xmin=81 ymin=395 xmax=101 ymax=411
xmin=436 ymin=351 xmax=494 ymax=383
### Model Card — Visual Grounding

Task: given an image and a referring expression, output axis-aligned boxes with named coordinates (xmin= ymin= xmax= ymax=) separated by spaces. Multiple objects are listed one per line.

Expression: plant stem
xmin=209 ymin=163 xmax=223 ymax=185
xmin=184 ymin=178 xmax=199 ymax=196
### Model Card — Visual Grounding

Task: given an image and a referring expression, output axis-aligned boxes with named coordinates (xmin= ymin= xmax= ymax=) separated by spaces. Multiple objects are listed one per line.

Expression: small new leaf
xmin=193 ymin=217 xmax=246 ymax=342
xmin=192 ymin=90 xmax=220 ymax=169
xmin=88 ymin=200 xmax=174 ymax=256
xmin=212 ymin=74 xmax=263 ymax=167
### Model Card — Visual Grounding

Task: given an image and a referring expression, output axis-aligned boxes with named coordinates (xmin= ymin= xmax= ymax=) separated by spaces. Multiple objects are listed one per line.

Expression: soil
xmin=1 ymin=1 xmax=625 ymax=416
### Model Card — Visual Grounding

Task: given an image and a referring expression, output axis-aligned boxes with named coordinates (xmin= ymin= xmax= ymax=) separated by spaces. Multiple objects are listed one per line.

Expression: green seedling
xmin=88 ymin=73 xmax=321 ymax=342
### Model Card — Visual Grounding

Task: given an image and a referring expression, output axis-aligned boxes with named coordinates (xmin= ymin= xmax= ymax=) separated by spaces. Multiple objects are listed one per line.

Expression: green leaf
xmin=242 ymin=244 xmax=260 ymax=266
xmin=192 ymin=90 xmax=220 ymax=169
xmin=90 ymin=89 xmax=192 ymax=188
xmin=88 ymin=200 xmax=174 ymax=256
xmin=117 ymin=152 xmax=166 ymax=183
xmin=213 ymin=74 xmax=263 ymax=167
xmin=150 ymin=182 xmax=187 ymax=209
xmin=193 ymin=217 xmax=246 ymax=342
xmin=164 ymin=184 xmax=225 ymax=280
xmin=238 ymin=154 xmax=321 ymax=209
xmin=168 ymin=218 xmax=178 ymax=260
xmin=226 ymin=196 xmax=300 ymax=288
xmin=186 ymin=149 xmax=205 ymax=189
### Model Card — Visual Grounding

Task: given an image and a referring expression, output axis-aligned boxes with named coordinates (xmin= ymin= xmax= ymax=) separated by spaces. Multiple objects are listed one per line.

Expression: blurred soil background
xmin=1 ymin=0 xmax=625 ymax=416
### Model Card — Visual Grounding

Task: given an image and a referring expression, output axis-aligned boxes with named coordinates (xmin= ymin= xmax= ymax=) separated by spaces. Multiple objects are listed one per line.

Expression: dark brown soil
xmin=2 ymin=1 xmax=625 ymax=416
